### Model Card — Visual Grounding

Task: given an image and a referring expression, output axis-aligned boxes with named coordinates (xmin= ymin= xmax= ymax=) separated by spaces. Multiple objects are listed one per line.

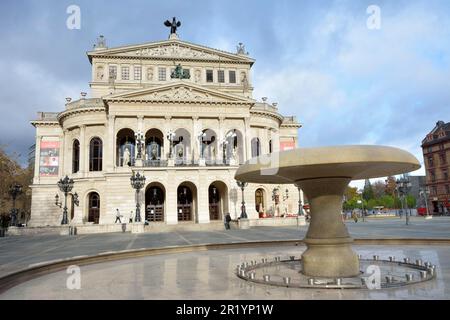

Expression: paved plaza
xmin=1 ymin=217 xmax=450 ymax=279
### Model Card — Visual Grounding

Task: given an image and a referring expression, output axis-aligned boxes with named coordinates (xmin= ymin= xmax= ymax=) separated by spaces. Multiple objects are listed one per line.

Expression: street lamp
xmin=420 ymin=188 xmax=432 ymax=220
xmin=167 ymin=131 xmax=176 ymax=159
xmin=396 ymin=175 xmax=412 ymax=225
xmin=236 ymin=180 xmax=248 ymax=219
xmin=357 ymin=192 xmax=365 ymax=222
xmin=130 ymin=171 xmax=146 ymax=223
xmin=55 ymin=176 xmax=79 ymax=225
xmin=8 ymin=184 xmax=23 ymax=226
xmin=135 ymin=131 xmax=145 ymax=160
xmin=295 ymin=184 xmax=303 ymax=216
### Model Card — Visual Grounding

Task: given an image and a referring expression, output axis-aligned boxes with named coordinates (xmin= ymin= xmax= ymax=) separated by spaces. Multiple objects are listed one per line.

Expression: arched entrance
xmin=177 ymin=182 xmax=197 ymax=222
xmin=255 ymin=188 xmax=266 ymax=217
xmin=209 ymin=181 xmax=228 ymax=220
xmin=145 ymin=183 xmax=165 ymax=222
xmin=88 ymin=192 xmax=100 ymax=224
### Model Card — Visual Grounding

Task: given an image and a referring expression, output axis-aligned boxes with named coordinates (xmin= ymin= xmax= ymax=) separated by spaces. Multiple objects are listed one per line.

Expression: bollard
xmin=373 ymin=255 xmax=379 ymax=261
xmin=385 ymin=275 xmax=393 ymax=283
xmin=428 ymin=268 xmax=435 ymax=276
xmin=420 ymin=271 xmax=427 ymax=279
xmin=308 ymin=278 xmax=314 ymax=285
xmin=249 ymin=272 xmax=255 ymax=280
xmin=240 ymin=269 xmax=246 ymax=277
xmin=405 ymin=273 xmax=413 ymax=282
xmin=290 ymin=256 xmax=295 ymax=261
xmin=335 ymin=278 xmax=342 ymax=286
xmin=424 ymin=262 xmax=430 ymax=268
xmin=358 ymin=254 xmax=362 ymax=259
xmin=415 ymin=259 xmax=423 ymax=266
xmin=404 ymin=258 xmax=410 ymax=264
xmin=263 ymin=274 xmax=270 ymax=282
xmin=283 ymin=277 xmax=291 ymax=285
xmin=389 ymin=256 xmax=395 ymax=262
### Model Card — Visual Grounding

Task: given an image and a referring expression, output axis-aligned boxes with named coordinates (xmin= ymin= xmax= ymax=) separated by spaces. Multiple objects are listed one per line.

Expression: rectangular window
xmin=229 ymin=70 xmax=236 ymax=83
xmin=121 ymin=66 xmax=129 ymax=80
xmin=428 ymin=157 xmax=434 ymax=167
xmin=158 ymin=67 xmax=166 ymax=81
xmin=134 ymin=66 xmax=142 ymax=80
xmin=109 ymin=66 xmax=117 ymax=80
xmin=431 ymin=170 xmax=436 ymax=182
xmin=206 ymin=70 xmax=213 ymax=82
xmin=428 ymin=147 xmax=433 ymax=153
xmin=432 ymin=186 xmax=437 ymax=195
xmin=218 ymin=70 xmax=225 ymax=83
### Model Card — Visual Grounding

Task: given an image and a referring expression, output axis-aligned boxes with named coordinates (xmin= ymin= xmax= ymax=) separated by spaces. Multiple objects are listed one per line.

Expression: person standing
xmin=351 ymin=209 xmax=358 ymax=223
xmin=224 ymin=213 xmax=232 ymax=230
xmin=115 ymin=208 xmax=122 ymax=223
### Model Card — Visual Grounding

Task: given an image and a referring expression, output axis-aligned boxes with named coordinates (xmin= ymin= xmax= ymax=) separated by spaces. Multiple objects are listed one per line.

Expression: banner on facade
xmin=280 ymin=141 xmax=295 ymax=151
xmin=39 ymin=140 xmax=60 ymax=176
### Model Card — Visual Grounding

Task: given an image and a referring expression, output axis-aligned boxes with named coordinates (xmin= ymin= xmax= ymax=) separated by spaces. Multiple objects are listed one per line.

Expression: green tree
xmin=362 ymin=179 xmax=375 ymax=201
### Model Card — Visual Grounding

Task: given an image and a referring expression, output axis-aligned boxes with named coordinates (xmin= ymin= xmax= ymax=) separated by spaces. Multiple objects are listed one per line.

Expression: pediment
xmin=88 ymin=39 xmax=254 ymax=64
xmin=105 ymin=82 xmax=254 ymax=104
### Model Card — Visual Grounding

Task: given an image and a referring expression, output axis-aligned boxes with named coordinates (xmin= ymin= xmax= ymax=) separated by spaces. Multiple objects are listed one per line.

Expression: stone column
xmin=166 ymin=172 xmax=177 ymax=225
xmin=218 ymin=116 xmax=225 ymax=164
xmin=192 ymin=116 xmax=200 ymax=164
xmin=61 ymin=130 xmax=68 ymax=177
xmin=79 ymin=125 xmax=86 ymax=177
xmin=197 ymin=177 xmax=210 ymax=224
xmin=244 ymin=117 xmax=251 ymax=160
xmin=296 ymin=177 xmax=359 ymax=277
xmin=106 ymin=115 xmax=115 ymax=171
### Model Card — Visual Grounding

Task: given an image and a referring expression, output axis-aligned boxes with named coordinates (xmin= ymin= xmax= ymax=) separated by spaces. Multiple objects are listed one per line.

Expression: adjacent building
xmin=421 ymin=120 xmax=450 ymax=214
xmin=29 ymin=23 xmax=303 ymax=227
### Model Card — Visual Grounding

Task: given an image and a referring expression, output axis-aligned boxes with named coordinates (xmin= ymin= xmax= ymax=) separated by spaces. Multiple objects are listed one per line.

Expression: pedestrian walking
xmin=351 ymin=209 xmax=358 ymax=223
xmin=129 ymin=211 xmax=133 ymax=223
xmin=115 ymin=208 xmax=122 ymax=223
xmin=224 ymin=213 xmax=232 ymax=230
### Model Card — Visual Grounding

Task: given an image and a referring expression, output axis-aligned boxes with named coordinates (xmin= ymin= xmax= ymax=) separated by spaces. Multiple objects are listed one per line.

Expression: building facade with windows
xmin=29 ymin=29 xmax=302 ymax=227
xmin=421 ymin=120 xmax=450 ymax=214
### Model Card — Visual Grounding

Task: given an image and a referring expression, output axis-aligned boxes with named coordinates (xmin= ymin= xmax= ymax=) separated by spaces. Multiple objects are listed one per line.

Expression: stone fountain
xmin=235 ymin=145 xmax=421 ymax=278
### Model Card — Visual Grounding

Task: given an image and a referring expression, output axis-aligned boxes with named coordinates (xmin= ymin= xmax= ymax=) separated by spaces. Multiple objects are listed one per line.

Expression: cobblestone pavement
xmin=1 ymin=216 xmax=449 ymax=278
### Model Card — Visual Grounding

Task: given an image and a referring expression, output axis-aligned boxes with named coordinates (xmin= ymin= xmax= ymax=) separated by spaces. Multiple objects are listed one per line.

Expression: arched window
xmin=88 ymin=192 xmax=100 ymax=224
xmin=251 ymin=138 xmax=261 ymax=158
xmin=72 ymin=140 xmax=80 ymax=173
xmin=89 ymin=137 xmax=103 ymax=171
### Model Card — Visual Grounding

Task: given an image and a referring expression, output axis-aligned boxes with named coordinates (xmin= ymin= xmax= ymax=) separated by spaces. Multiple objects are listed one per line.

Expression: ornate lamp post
xmin=283 ymin=188 xmax=289 ymax=216
xmin=396 ymin=175 xmax=412 ymax=225
xmin=236 ymin=180 xmax=248 ymax=219
xmin=130 ymin=171 xmax=146 ymax=223
xmin=295 ymin=184 xmax=303 ymax=216
xmin=420 ymin=187 xmax=431 ymax=219
xmin=8 ymin=184 xmax=23 ymax=226
xmin=135 ymin=131 xmax=145 ymax=160
xmin=167 ymin=131 xmax=176 ymax=159
xmin=55 ymin=176 xmax=79 ymax=225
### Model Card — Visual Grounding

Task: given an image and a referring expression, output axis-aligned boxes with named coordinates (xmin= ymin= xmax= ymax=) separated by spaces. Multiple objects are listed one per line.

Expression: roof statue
xmin=164 ymin=17 xmax=181 ymax=35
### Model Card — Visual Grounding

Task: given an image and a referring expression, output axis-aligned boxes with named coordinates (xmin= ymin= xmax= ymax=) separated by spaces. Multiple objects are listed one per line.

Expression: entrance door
xmin=255 ymin=189 xmax=265 ymax=214
xmin=177 ymin=186 xmax=193 ymax=221
xmin=145 ymin=186 xmax=164 ymax=222
xmin=88 ymin=193 xmax=100 ymax=224
xmin=209 ymin=185 xmax=220 ymax=220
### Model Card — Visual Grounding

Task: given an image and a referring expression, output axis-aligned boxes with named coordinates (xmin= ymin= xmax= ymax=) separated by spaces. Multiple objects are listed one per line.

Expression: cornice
xmin=57 ymin=105 xmax=107 ymax=123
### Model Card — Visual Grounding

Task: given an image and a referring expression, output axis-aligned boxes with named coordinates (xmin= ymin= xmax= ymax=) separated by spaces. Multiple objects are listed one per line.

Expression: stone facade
xmin=421 ymin=120 xmax=450 ymax=214
xmin=29 ymin=31 xmax=303 ymax=227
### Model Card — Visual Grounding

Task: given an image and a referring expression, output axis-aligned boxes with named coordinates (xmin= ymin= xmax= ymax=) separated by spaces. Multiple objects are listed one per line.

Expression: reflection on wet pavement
xmin=1 ymin=245 xmax=449 ymax=300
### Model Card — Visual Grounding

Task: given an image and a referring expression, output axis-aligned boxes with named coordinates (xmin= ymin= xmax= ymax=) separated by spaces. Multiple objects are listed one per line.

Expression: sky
xmin=0 ymin=0 xmax=449 ymax=189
